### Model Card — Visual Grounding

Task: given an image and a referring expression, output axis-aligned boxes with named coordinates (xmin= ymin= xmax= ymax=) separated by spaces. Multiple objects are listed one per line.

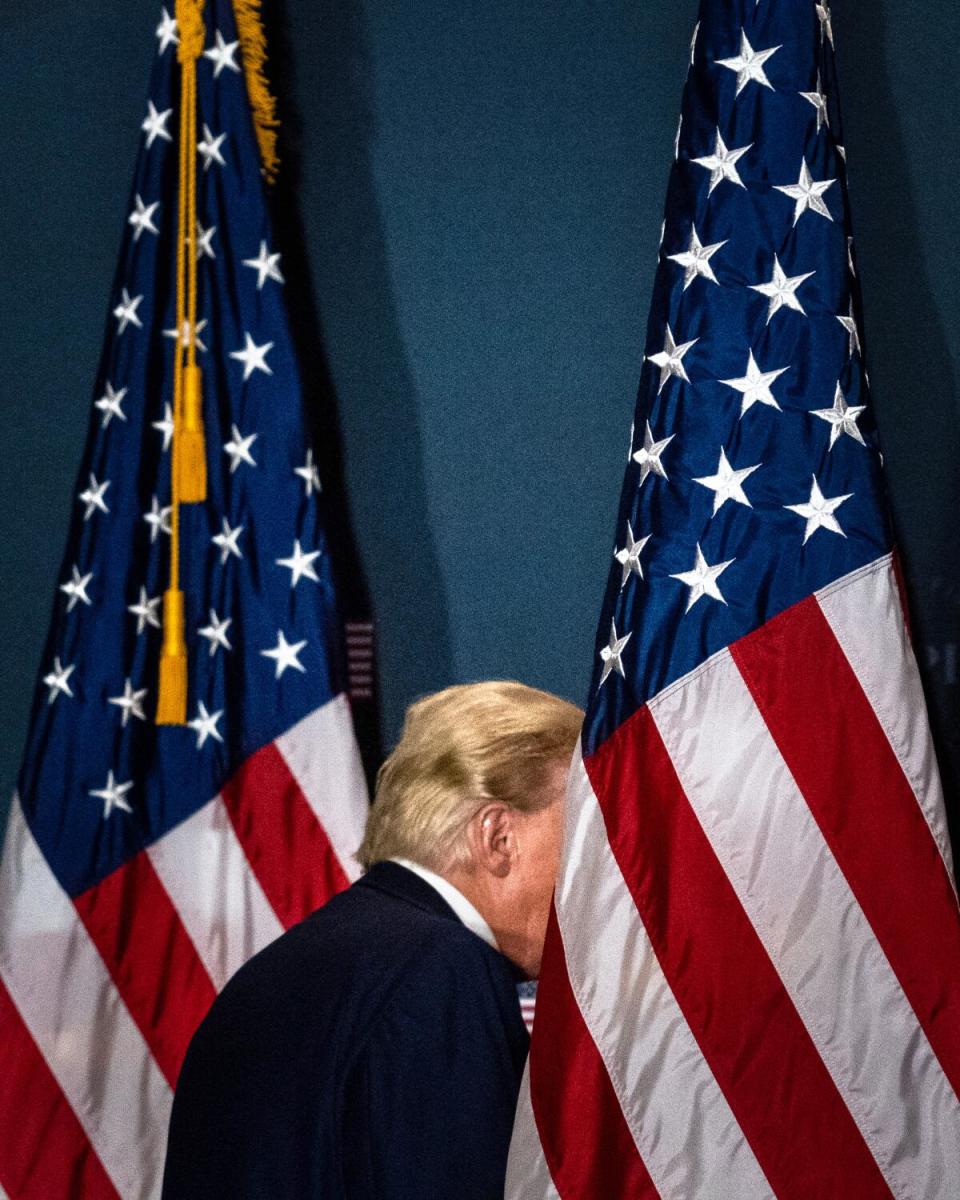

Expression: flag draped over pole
xmin=0 ymin=3 xmax=368 ymax=1196
xmin=508 ymin=2 xmax=960 ymax=1197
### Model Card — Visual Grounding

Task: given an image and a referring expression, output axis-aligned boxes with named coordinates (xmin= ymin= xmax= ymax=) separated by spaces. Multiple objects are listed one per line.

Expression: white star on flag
xmin=128 ymin=586 xmax=162 ymax=634
xmin=212 ymin=518 xmax=244 ymax=563
xmin=128 ymin=194 xmax=160 ymax=242
xmin=598 ymin=620 xmax=632 ymax=687
xmin=812 ymin=383 xmax=867 ymax=450
xmin=203 ymin=30 xmax=241 ymax=78
xmin=223 ymin=424 xmax=258 ymax=472
xmin=693 ymin=447 xmax=760 ymax=514
xmin=43 ymin=656 xmax=75 ymax=705
xmin=716 ymin=31 xmax=780 ymax=96
xmin=774 ymin=159 xmax=835 ymax=226
xmin=614 ymin=522 xmax=651 ymax=589
xmin=647 ymin=325 xmax=698 ymax=393
xmin=785 ymin=476 xmax=853 ymax=543
xmin=632 ymin=421 xmax=675 ymax=486
xmin=230 ymin=333 xmax=274 ymax=380
xmin=242 ymin=240 xmax=285 ymax=289
xmin=156 ymin=7 xmax=178 ymax=54
xmin=670 ymin=543 xmax=735 ymax=611
xmin=749 ymin=255 xmax=815 ymax=323
xmin=837 ymin=301 xmax=861 ymax=357
xmin=152 ymin=402 xmax=174 ymax=451
xmin=720 ymin=350 xmax=789 ymax=416
xmin=95 ymin=381 xmax=128 ymax=427
xmin=113 ymin=289 xmax=143 ymax=334
xmin=261 ymin=631 xmax=308 ymax=679
xmin=194 ymin=222 xmax=217 ymax=260
xmin=163 ymin=318 xmax=208 ymax=352
xmin=277 ymin=540 xmax=322 ymax=587
xmin=294 ymin=448 xmax=322 ymax=496
xmin=692 ymin=129 xmax=751 ymax=195
xmin=78 ymin=473 xmax=110 ymax=520
xmin=142 ymin=100 xmax=173 ymax=148
xmin=60 ymin=565 xmax=93 ymax=612
xmin=800 ymin=74 xmax=830 ymax=133
xmin=197 ymin=123 xmax=227 ymax=171
xmin=199 ymin=609 xmax=232 ymax=656
xmin=816 ymin=2 xmax=834 ymax=47
xmin=108 ymin=678 xmax=148 ymax=727
xmin=144 ymin=496 xmax=172 ymax=543
xmin=89 ymin=770 xmax=134 ymax=819
xmin=667 ymin=226 xmax=727 ymax=291
xmin=188 ymin=701 xmax=225 ymax=749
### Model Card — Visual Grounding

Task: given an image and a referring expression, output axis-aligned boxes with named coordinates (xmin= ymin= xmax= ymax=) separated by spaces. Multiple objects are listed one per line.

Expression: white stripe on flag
xmin=817 ymin=554 xmax=957 ymax=890
xmin=555 ymin=752 xmax=773 ymax=1199
xmin=147 ymin=794 xmax=283 ymax=993
xmin=505 ymin=1061 xmax=561 ymax=1200
xmin=274 ymin=693 xmax=367 ymax=883
xmin=0 ymin=795 xmax=171 ymax=1200
xmin=649 ymin=650 xmax=960 ymax=1197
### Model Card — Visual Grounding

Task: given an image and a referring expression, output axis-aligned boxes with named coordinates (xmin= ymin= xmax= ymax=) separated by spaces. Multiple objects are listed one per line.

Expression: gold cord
xmin=156 ymin=0 xmax=206 ymax=725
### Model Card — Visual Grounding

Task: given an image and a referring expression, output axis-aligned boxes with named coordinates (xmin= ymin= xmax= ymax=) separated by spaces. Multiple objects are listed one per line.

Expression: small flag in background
xmin=517 ymin=980 xmax=537 ymax=1035
xmin=0 ymin=3 xmax=368 ymax=1197
xmin=508 ymin=2 xmax=960 ymax=1197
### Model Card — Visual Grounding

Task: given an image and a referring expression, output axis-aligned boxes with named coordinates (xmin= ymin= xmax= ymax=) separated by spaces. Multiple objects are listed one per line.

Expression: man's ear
xmin=468 ymin=803 xmax=515 ymax=878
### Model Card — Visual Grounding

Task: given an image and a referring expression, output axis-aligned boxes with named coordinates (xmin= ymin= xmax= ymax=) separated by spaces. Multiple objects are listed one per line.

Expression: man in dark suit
xmin=162 ymin=681 xmax=582 ymax=1199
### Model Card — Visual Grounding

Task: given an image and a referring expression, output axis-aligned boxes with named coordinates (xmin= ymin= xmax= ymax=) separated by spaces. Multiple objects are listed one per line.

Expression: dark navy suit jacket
xmin=161 ymin=861 xmax=530 ymax=1199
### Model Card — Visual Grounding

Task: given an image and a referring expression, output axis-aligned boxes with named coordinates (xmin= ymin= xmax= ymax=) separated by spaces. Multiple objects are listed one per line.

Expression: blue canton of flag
xmin=585 ymin=0 xmax=890 ymax=752
xmin=509 ymin=3 xmax=960 ymax=1197
xmin=0 ymin=5 xmax=368 ymax=1197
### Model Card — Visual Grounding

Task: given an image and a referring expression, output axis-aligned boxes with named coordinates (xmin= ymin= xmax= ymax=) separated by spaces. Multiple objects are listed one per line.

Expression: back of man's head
xmin=357 ymin=680 xmax=582 ymax=874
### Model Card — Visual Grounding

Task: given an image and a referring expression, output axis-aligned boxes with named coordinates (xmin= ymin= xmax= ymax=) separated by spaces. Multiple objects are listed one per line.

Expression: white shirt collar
xmin=389 ymin=858 xmax=499 ymax=952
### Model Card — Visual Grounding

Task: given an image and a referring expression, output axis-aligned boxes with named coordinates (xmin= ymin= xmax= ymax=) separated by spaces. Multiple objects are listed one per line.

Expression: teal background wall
xmin=1 ymin=1 xmax=958 ymax=846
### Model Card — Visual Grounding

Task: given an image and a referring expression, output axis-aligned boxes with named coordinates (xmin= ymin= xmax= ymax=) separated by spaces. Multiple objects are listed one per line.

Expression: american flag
xmin=518 ymin=980 xmax=537 ymax=1035
xmin=508 ymin=2 xmax=960 ymax=1196
xmin=0 ymin=4 xmax=368 ymax=1197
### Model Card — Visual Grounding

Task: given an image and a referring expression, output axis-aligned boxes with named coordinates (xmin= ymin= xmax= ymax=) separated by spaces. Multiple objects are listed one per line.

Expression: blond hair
xmin=357 ymin=681 xmax=583 ymax=872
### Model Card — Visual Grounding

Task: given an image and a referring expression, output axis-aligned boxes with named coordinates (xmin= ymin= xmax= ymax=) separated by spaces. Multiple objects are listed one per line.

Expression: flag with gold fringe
xmin=0 ymin=3 xmax=369 ymax=1195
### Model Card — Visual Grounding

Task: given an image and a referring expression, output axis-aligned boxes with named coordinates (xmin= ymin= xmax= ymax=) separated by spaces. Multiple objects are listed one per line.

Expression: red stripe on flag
xmin=732 ymin=595 xmax=960 ymax=1099
xmin=530 ymin=908 xmax=659 ymax=1199
xmin=585 ymin=707 xmax=892 ymax=1200
xmin=222 ymin=741 xmax=351 ymax=929
xmin=0 ymin=977 xmax=120 ymax=1200
xmin=73 ymin=850 xmax=217 ymax=1087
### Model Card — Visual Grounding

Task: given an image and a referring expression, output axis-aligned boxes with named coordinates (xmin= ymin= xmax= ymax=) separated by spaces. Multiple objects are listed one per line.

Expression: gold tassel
xmin=156 ymin=589 xmax=188 ymax=725
xmin=177 ymin=364 xmax=207 ymax=501
xmin=232 ymin=0 xmax=280 ymax=182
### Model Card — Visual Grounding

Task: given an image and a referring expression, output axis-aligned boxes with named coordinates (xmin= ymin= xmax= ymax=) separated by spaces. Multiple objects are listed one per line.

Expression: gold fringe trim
xmin=233 ymin=0 xmax=280 ymax=182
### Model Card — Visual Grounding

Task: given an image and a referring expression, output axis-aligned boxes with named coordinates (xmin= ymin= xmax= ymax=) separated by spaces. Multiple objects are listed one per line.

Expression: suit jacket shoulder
xmin=162 ymin=862 xmax=528 ymax=1200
